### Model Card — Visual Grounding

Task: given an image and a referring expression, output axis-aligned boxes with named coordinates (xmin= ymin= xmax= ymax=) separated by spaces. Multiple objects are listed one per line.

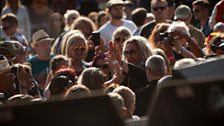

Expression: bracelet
xmin=178 ymin=47 xmax=185 ymax=54
xmin=112 ymin=60 xmax=118 ymax=64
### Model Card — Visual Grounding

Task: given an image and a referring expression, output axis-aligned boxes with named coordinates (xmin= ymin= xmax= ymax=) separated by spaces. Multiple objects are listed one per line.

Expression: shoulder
xmin=99 ymin=22 xmax=111 ymax=31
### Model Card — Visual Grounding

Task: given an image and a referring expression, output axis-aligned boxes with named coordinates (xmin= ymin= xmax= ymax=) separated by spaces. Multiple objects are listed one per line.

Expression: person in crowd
xmin=140 ymin=0 xmax=171 ymax=39
xmin=29 ymin=30 xmax=55 ymax=95
xmin=131 ymin=8 xmax=148 ymax=35
xmin=71 ymin=16 xmax=97 ymax=39
xmin=124 ymin=1 xmax=134 ymax=21
xmin=135 ymin=55 xmax=167 ymax=116
xmin=113 ymin=86 xmax=139 ymax=120
xmin=153 ymin=48 xmax=172 ymax=75
xmin=213 ymin=22 xmax=224 ymax=33
xmin=108 ymin=92 xmax=127 ymax=119
xmin=64 ymin=84 xmax=90 ymax=99
xmin=192 ymin=0 xmax=212 ymax=37
xmin=104 ymin=83 xmax=120 ymax=94
xmin=122 ymin=36 xmax=152 ymax=67
xmin=112 ymin=26 xmax=132 ymax=51
xmin=48 ymin=74 xmax=74 ymax=100
xmin=63 ymin=32 xmax=89 ymax=76
xmin=97 ymin=10 xmax=110 ymax=29
xmin=149 ymin=22 xmax=202 ymax=65
xmin=173 ymin=58 xmax=197 ymax=70
xmin=0 ymin=40 xmax=27 ymax=64
xmin=146 ymin=13 xmax=155 ymax=23
xmin=88 ymin=11 xmax=98 ymax=26
xmin=48 ymin=12 xmax=64 ymax=39
xmin=209 ymin=0 xmax=224 ymax=30
xmin=44 ymin=67 xmax=76 ymax=99
xmin=71 ymin=16 xmax=98 ymax=62
xmin=26 ymin=0 xmax=53 ymax=35
xmin=1 ymin=13 xmax=28 ymax=48
xmin=174 ymin=5 xmax=205 ymax=49
xmin=166 ymin=0 xmax=176 ymax=20
xmin=0 ymin=55 xmax=16 ymax=101
xmin=99 ymin=0 xmax=137 ymax=47
xmin=11 ymin=63 xmax=40 ymax=98
xmin=77 ymin=67 xmax=106 ymax=91
xmin=210 ymin=42 xmax=224 ymax=56
xmin=207 ymin=34 xmax=224 ymax=56
xmin=7 ymin=94 xmax=33 ymax=106
xmin=63 ymin=10 xmax=80 ymax=31
xmin=45 ymin=55 xmax=71 ymax=87
xmin=1 ymin=0 xmax=31 ymax=41
xmin=118 ymin=36 xmax=152 ymax=91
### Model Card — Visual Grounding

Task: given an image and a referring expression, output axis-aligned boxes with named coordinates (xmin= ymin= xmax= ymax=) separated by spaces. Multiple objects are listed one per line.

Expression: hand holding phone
xmin=91 ymin=31 xmax=100 ymax=46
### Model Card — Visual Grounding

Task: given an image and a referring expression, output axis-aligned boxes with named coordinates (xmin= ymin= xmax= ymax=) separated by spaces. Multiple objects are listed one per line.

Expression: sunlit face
xmin=67 ymin=37 xmax=87 ymax=61
xmin=109 ymin=5 xmax=125 ymax=19
xmin=151 ymin=1 xmax=167 ymax=21
xmin=34 ymin=40 xmax=52 ymax=58
xmin=123 ymin=43 xmax=140 ymax=64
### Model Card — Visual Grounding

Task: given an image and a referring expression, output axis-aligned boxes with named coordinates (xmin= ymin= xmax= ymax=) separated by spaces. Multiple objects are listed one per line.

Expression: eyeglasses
xmin=123 ymin=49 xmax=137 ymax=56
xmin=152 ymin=6 xmax=167 ymax=11
xmin=73 ymin=46 xmax=86 ymax=51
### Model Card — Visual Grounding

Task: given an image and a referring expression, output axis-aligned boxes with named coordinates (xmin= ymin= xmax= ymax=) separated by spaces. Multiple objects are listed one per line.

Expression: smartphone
xmin=91 ymin=31 xmax=100 ymax=46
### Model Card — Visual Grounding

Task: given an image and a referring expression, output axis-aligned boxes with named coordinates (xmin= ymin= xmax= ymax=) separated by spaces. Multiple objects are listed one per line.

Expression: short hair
xmin=108 ymin=92 xmax=125 ymax=113
xmin=131 ymin=8 xmax=147 ymax=27
xmin=192 ymin=0 xmax=210 ymax=9
xmin=64 ymin=84 xmax=90 ymax=99
xmin=50 ymin=55 xmax=71 ymax=73
xmin=151 ymin=0 xmax=168 ymax=8
xmin=113 ymin=86 xmax=135 ymax=111
xmin=1 ymin=13 xmax=18 ymax=26
xmin=145 ymin=55 xmax=166 ymax=76
xmin=173 ymin=58 xmax=197 ymax=70
xmin=7 ymin=94 xmax=33 ymax=106
xmin=122 ymin=36 xmax=153 ymax=64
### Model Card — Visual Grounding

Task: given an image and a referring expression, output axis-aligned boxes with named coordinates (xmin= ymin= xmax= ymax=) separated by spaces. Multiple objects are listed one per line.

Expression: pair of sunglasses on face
xmin=123 ymin=49 xmax=137 ymax=56
xmin=72 ymin=46 xmax=86 ymax=51
xmin=152 ymin=6 xmax=167 ymax=11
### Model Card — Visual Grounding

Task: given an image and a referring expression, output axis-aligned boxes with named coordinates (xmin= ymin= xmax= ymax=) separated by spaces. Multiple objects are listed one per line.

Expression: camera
xmin=159 ymin=32 xmax=174 ymax=46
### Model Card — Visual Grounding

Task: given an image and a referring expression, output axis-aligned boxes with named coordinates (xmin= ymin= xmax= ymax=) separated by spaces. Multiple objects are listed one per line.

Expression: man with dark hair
xmin=192 ymin=0 xmax=212 ymax=37
xmin=131 ymin=8 xmax=148 ymax=35
xmin=140 ymin=0 xmax=171 ymax=39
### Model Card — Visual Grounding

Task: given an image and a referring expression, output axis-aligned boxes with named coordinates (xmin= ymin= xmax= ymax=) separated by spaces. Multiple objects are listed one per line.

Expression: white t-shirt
xmin=99 ymin=19 xmax=137 ymax=46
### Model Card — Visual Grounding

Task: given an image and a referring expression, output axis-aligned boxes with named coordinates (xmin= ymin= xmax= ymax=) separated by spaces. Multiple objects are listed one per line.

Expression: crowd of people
xmin=0 ymin=0 xmax=224 ymax=122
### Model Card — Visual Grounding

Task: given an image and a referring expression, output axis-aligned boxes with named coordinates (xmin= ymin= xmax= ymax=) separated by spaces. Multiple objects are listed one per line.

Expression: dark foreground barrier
xmin=0 ymin=95 xmax=126 ymax=126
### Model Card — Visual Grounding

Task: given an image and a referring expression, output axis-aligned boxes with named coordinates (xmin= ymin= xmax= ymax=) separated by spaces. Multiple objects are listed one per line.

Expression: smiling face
xmin=67 ymin=37 xmax=87 ymax=61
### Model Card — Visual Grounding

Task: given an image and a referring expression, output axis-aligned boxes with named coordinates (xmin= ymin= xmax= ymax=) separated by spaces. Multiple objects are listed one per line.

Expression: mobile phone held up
xmin=91 ymin=31 xmax=100 ymax=46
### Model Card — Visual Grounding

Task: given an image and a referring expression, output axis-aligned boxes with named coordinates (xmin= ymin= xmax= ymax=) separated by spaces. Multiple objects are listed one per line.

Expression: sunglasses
xmin=123 ymin=49 xmax=137 ymax=56
xmin=73 ymin=46 xmax=86 ymax=51
xmin=152 ymin=6 xmax=167 ymax=11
